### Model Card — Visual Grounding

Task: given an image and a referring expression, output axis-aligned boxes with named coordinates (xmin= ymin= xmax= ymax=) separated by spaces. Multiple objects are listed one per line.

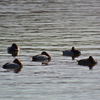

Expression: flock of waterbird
xmin=2 ymin=43 xmax=97 ymax=73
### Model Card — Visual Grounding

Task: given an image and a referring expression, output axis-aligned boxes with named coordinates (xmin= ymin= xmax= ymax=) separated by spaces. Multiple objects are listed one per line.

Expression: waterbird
xmin=7 ymin=43 xmax=19 ymax=57
xmin=77 ymin=56 xmax=97 ymax=69
xmin=2 ymin=59 xmax=23 ymax=73
xmin=62 ymin=47 xmax=81 ymax=60
xmin=32 ymin=51 xmax=51 ymax=65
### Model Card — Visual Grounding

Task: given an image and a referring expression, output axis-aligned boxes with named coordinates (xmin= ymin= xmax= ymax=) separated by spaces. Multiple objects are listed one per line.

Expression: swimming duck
xmin=32 ymin=51 xmax=51 ymax=65
xmin=77 ymin=56 xmax=97 ymax=69
xmin=7 ymin=43 xmax=19 ymax=57
xmin=62 ymin=47 xmax=81 ymax=60
xmin=2 ymin=59 xmax=23 ymax=73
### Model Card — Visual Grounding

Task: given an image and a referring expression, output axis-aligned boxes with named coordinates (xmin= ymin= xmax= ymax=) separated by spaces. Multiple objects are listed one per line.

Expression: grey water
xmin=0 ymin=0 xmax=100 ymax=100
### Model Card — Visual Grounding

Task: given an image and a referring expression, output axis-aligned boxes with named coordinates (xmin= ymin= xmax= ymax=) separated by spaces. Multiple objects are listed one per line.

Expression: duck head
xmin=71 ymin=47 xmax=81 ymax=54
xmin=41 ymin=51 xmax=51 ymax=60
xmin=13 ymin=59 xmax=23 ymax=68
xmin=12 ymin=43 xmax=18 ymax=49
xmin=88 ymin=56 xmax=97 ymax=64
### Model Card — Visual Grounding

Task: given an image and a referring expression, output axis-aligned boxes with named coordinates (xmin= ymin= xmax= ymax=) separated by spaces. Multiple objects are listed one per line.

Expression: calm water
xmin=0 ymin=0 xmax=100 ymax=100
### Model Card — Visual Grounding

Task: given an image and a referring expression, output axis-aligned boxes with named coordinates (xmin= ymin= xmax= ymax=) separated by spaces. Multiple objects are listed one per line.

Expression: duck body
xmin=32 ymin=55 xmax=49 ymax=61
xmin=63 ymin=47 xmax=81 ymax=56
xmin=77 ymin=56 xmax=97 ymax=69
xmin=7 ymin=43 xmax=19 ymax=57
xmin=2 ymin=59 xmax=23 ymax=73
xmin=3 ymin=62 xmax=21 ymax=69
xmin=63 ymin=50 xmax=74 ymax=56
xmin=32 ymin=51 xmax=51 ymax=65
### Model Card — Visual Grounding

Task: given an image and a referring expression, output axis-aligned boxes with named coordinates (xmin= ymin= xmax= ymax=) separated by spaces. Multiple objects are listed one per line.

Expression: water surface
xmin=0 ymin=0 xmax=100 ymax=100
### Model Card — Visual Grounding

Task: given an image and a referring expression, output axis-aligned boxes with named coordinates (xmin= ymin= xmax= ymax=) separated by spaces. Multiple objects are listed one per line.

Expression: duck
xmin=62 ymin=47 xmax=81 ymax=60
xmin=7 ymin=43 xmax=19 ymax=57
xmin=77 ymin=56 xmax=97 ymax=69
xmin=32 ymin=51 xmax=51 ymax=65
xmin=2 ymin=59 xmax=23 ymax=73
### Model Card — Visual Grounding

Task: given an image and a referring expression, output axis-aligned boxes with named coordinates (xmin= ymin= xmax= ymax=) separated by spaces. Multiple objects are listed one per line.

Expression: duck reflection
xmin=62 ymin=47 xmax=81 ymax=60
xmin=77 ymin=56 xmax=97 ymax=70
